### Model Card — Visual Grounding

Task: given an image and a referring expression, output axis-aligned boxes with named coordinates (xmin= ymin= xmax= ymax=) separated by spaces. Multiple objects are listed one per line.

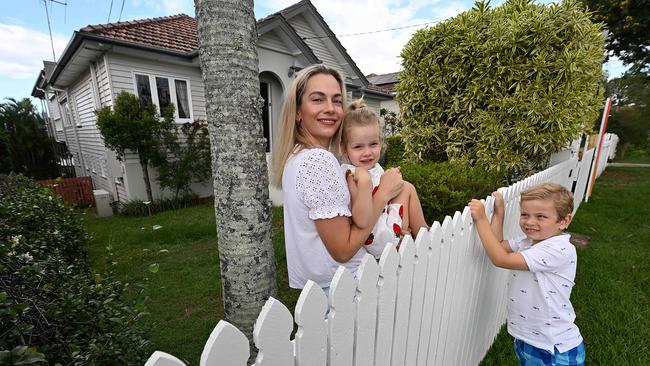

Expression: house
xmin=32 ymin=0 xmax=392 ymax=205
xmin=367 ymin=71 xmax=401 ymax=115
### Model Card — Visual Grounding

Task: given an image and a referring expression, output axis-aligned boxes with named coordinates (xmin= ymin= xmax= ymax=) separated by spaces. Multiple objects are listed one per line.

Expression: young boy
xmin=468 ymin=183 xmax=585 ymax=366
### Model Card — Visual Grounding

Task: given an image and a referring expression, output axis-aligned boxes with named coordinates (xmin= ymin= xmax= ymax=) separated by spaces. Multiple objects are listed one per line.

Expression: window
xmin=134 ymin=73 xmax=192 ymax=120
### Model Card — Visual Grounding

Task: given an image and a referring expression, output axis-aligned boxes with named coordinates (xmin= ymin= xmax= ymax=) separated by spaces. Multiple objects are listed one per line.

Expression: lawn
xmin=84 ymin=164 xmax=649 ymax=365
xmin=84 ymin=205 xmax=301 ymax=365
xmin=480 ymin=166 xmax=650 ymax=365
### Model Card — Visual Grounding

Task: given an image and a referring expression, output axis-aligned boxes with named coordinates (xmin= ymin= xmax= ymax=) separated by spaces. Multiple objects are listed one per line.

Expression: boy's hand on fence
xmin=468 ymin=199 xmax=487 ymax=222
xmin=492 ymin=191 xmax=505 ymax=215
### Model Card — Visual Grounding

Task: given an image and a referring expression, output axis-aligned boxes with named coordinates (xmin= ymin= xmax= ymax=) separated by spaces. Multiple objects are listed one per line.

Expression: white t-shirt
xmin=507 ymin=234 xmax=583 ymax=353
xmin=283 ymin=148 xmax=366 ymax=288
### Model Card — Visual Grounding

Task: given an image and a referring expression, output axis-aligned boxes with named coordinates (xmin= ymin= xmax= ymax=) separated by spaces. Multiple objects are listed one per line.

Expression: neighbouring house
xmin=32 ymin=0 xmax=392 ymax=206
xmin=367 ymin=71 xmax=400 ymax=114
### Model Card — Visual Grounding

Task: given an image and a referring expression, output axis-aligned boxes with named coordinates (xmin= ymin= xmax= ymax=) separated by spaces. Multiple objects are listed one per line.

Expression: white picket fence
xmin=145 ymin=140 xmax=614 ymax=366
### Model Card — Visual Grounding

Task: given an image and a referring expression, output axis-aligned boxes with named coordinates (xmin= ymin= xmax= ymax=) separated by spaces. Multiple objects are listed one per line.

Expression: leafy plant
xmin=0 ymin=174 xmax=149 ymax=365
xmin=398 ymin=0 xmax=605 ymax=176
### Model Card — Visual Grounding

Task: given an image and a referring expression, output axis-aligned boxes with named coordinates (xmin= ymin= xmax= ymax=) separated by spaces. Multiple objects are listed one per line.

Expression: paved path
xmin=608 ymin=163 xmax=650 ymax=167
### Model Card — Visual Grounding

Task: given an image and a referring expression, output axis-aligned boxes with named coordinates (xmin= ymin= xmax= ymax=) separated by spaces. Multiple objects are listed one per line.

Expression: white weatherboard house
xmin=32 ymin=0 xmax=392 ymax=205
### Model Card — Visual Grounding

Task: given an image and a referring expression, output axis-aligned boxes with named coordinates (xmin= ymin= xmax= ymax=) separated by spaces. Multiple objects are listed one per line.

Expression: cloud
xmin=0 ymin=24 xmax=68 ymax=80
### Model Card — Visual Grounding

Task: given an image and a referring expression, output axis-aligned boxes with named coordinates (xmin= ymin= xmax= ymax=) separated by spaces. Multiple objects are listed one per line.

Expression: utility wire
xmin=118 ymin=0 xmax=126 ymax=21
xmin=108 ymin=0 xmax=114 ymax=23
xmin=302 ymin=20 xmax=440 ymax=40
xmin=43 ymin=0 xmax=56 ymax=61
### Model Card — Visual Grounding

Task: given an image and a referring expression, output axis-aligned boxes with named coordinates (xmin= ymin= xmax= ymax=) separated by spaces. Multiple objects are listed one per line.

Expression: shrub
xmin=388 ymin=161 xmax=506 ymax=223
xmin=398 ymin=0 xmax=605 ymax=176
xmin=119 ymin=194 xmax=204 ymax=217
xmin=0 ymin=174 xmax=149 ymax=365
xmin=385 ymin=135 xmax=406 ymax=166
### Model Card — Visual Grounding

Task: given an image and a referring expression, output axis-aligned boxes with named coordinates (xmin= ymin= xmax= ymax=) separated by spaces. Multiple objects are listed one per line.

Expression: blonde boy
xmin=468 ymin=183 xmax=585 ymax=366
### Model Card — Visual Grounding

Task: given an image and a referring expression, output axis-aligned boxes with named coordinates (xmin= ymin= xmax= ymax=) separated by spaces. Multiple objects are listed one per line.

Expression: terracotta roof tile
xmin=79 ymin=14 xmax=198 ymax=54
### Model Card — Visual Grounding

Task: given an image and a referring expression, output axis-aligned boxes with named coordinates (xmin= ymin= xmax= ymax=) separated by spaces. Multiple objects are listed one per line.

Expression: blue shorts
xmin=514 ymin=339 xmax=585 ymax=366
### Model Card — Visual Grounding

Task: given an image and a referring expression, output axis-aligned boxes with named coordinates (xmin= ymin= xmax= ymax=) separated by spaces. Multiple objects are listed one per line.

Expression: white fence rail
xmin=145 ymin=141 xmax=614 ymax=366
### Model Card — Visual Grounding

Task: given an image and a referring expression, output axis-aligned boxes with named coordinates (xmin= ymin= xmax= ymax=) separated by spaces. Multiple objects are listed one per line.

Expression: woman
xmin=272 ymin=64 xmax=404 ymax=290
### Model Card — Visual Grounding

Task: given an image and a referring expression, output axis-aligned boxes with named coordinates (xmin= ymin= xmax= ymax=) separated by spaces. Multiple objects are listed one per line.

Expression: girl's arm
xmin=347 ymin=167 xmax=373 ymax=229
xmin=317 ymin=167 xmax=403 ymax=263
xmin=468 ymin=198 xmax=527 ymax=270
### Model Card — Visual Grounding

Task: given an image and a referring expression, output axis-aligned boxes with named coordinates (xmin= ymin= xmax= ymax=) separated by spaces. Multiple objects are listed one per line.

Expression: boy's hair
xmin=271 ymin=65 xmax=347 ymax=187
xmin=342 ymin=99 xmax=381 ymax=146
xmin=520 ymin=183 xmax=574 ymax=220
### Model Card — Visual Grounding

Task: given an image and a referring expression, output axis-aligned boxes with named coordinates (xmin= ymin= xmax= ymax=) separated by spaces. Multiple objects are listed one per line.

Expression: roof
xmin=79 ymin=14 xmax=197 ymax=54
xmin=367 ymin=71 xmax=401 ymax=86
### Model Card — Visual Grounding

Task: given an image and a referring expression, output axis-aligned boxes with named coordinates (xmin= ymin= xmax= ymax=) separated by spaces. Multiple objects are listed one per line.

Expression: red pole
xmin=586 ymin=96 xmax=612 ymax=201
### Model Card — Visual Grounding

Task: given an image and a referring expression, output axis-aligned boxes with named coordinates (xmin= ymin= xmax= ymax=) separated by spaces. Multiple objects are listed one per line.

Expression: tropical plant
xmin=195 ymin=0 xmax=277 ymax=352
xmin=0 ymin=98 xmax=59 ymax=179
xmin=398 ymin=0 xmax=605 ymax=177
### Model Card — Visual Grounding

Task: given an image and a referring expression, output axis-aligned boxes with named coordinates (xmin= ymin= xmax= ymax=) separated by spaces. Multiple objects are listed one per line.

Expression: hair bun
xmin=347 ymin=98 xmax=366 ymax=112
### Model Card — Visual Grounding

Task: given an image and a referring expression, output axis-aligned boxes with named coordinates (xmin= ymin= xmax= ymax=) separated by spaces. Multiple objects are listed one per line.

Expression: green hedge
xmin=398 ymin=0 xmax=605 ymax=175
xmin=0 ymin=175 xmax=149 ymax=365
xmin=119 ymin=194 xmax=204 ymax=217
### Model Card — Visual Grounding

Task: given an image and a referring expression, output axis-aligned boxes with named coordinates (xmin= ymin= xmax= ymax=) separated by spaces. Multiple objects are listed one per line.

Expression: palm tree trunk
xmin=195 ymin=0 xmax=277 ymax=347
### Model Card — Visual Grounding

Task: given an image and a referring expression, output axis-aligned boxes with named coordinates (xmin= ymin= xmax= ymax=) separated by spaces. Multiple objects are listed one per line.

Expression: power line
xmin=302 ymin=20 xmax=440 ymax=40
xmin=118 ymin=0 xmax=126 ymax=22
xmin=108 ymin=0 xmax=114 ymax=23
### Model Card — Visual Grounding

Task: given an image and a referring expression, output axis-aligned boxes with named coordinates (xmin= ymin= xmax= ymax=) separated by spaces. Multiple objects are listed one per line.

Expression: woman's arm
xmin=347 ymin=167 xmax=373 ymax=229
xmin=316 ymin=167 xmax=403 ymax=262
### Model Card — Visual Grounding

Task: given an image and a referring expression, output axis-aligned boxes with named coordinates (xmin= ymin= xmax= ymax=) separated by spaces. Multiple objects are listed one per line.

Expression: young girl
xmin=341 ymin=99 xmax=428 ymax=259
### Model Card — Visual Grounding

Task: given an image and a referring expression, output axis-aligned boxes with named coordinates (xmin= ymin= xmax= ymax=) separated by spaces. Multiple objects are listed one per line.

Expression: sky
xmin=0 ymin=0 xmax=629 ymax=103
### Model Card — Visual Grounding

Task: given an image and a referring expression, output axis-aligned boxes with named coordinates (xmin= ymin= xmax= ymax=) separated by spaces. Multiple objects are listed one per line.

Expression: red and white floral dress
xmin=342 ymin=163 xmax=404 ymax=259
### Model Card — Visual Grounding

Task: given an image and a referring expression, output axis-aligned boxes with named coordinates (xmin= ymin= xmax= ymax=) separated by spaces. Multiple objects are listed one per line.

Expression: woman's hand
xmin=377 ymin=167 xmax=404 ymax=203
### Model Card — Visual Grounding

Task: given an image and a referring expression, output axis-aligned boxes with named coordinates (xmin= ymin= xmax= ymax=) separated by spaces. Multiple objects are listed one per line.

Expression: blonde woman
xmin=273 ymin=65 xmax=404 ymax=290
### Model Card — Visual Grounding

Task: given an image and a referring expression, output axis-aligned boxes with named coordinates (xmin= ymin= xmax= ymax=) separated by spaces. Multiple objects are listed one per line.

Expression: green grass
xmin=83 ymin=205 xmax=300 ymax=366
xmin=480 ymin=166 xmax=650 ymax=365
xmin=612 ymin=153 xmax=650 ymax=164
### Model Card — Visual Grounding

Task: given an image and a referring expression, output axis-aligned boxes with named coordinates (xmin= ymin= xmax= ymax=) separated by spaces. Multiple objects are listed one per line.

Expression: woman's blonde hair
xmin=341 ymin=98 xmax=382 ymax=146
xmin=272 ymin=64 xmax=347 ymax=186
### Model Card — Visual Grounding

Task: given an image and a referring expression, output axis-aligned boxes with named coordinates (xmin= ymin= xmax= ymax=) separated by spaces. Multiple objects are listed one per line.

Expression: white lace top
xmin=282 ymin=147 xmax=365 ymax=288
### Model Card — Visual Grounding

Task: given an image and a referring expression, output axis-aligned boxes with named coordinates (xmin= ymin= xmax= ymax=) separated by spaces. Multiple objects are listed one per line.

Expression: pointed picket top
xmin=200 ymin=320 xmax=249 ymax=366
xmin=329 ymin=266 xmax=357 ymax=366
xmin=145 ymin=351 xmax=186 ymax=366
xmin=253 ymin=297 xmax=294 ymax=366
xmin=356 ymin=253 xmax=380 ymax=300
xmin=441 ymin=216 xmax=453 ymax=241
xmin=295 ymin=281 xmax=327 ymax=366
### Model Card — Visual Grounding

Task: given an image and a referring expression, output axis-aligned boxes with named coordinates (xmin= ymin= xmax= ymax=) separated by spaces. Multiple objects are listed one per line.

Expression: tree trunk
xmin=138 ymin=153 xmax=154 ymax=202
xmin=195 ymin=0 xmax=278 ymax=348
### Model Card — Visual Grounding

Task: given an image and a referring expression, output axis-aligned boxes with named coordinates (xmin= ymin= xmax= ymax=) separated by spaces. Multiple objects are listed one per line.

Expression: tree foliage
xmin=398 ymin=0 xmax=605 ymax=176
xmin=0 ymin=98 xmax=59 ymax=179
xmin=579 ymin=0 xmax=650 ymax=66
xmin=605 ymin=68 xmax=650 ymax=152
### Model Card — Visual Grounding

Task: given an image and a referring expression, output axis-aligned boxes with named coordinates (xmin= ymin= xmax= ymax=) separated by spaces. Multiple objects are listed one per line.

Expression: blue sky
xmin=0 ymin=0 xmax=629 ymax=103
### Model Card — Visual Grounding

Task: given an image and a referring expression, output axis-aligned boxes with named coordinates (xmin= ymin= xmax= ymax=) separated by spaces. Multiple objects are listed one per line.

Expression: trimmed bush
xmin=385 ymin=135 xmax=406 ymax=166
xmin=398 ymin=0 xmax=605 ymax=176
xmin=389 ymin=161 xmax=506 ymax=223
xmin=0 ymin=175 xmax=149 ymax=365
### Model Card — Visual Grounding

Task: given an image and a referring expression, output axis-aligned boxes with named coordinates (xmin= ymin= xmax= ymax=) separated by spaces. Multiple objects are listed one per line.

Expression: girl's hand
xmin=354 ymin=167 xmax=371 ymax=186
xmin=377 ymin=167 xmax=404 ymax=202
xmin=468 ymin=199 xmax=487 ymax=222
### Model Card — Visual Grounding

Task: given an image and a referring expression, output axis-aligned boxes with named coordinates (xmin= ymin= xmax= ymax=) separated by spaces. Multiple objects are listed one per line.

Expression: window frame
xmin=132 ymin=72 xmax=193 ymax=122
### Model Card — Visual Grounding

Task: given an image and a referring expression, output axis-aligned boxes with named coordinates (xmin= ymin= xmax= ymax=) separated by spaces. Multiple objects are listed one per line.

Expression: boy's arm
xmin=490 ymin=191 xmax=513 ymax=253
xmin=347 ymin=168 xmax=373 ymax=229
xmin=469 ymin=198 xmax=528 ymax=270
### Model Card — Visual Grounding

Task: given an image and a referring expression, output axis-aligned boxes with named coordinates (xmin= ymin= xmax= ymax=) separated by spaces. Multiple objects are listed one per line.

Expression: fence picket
xmin=374 ymin=244 xmax=399 ymax=366
xmin=145 ymin=351 xmax=186 ymax=366
xmin=200 ymin=320 xmax=249 ymax=366
xmin=354 ymin=254 xmax=380 ymax=366
xmin=390 ymin=235 xmax=415 ymax=366
xmin=329 ymin=266 xmax=357 ymax=366
xmin=428 ymin=216 xmax=453 ymax=365
xmin=404 ymin=228 xmax=431 ymax=366
xmin=253 ymin=298 xmax=293 ymax=366
xmin=295 ymin=281 xmax=328 ymax=366
xmin=416 ymin=222 xmax=442 ymax=366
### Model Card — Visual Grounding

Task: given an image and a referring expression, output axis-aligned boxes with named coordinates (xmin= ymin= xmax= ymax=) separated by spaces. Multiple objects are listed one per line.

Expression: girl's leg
xmin=390 ymin=181 xmax=428 ymax=238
